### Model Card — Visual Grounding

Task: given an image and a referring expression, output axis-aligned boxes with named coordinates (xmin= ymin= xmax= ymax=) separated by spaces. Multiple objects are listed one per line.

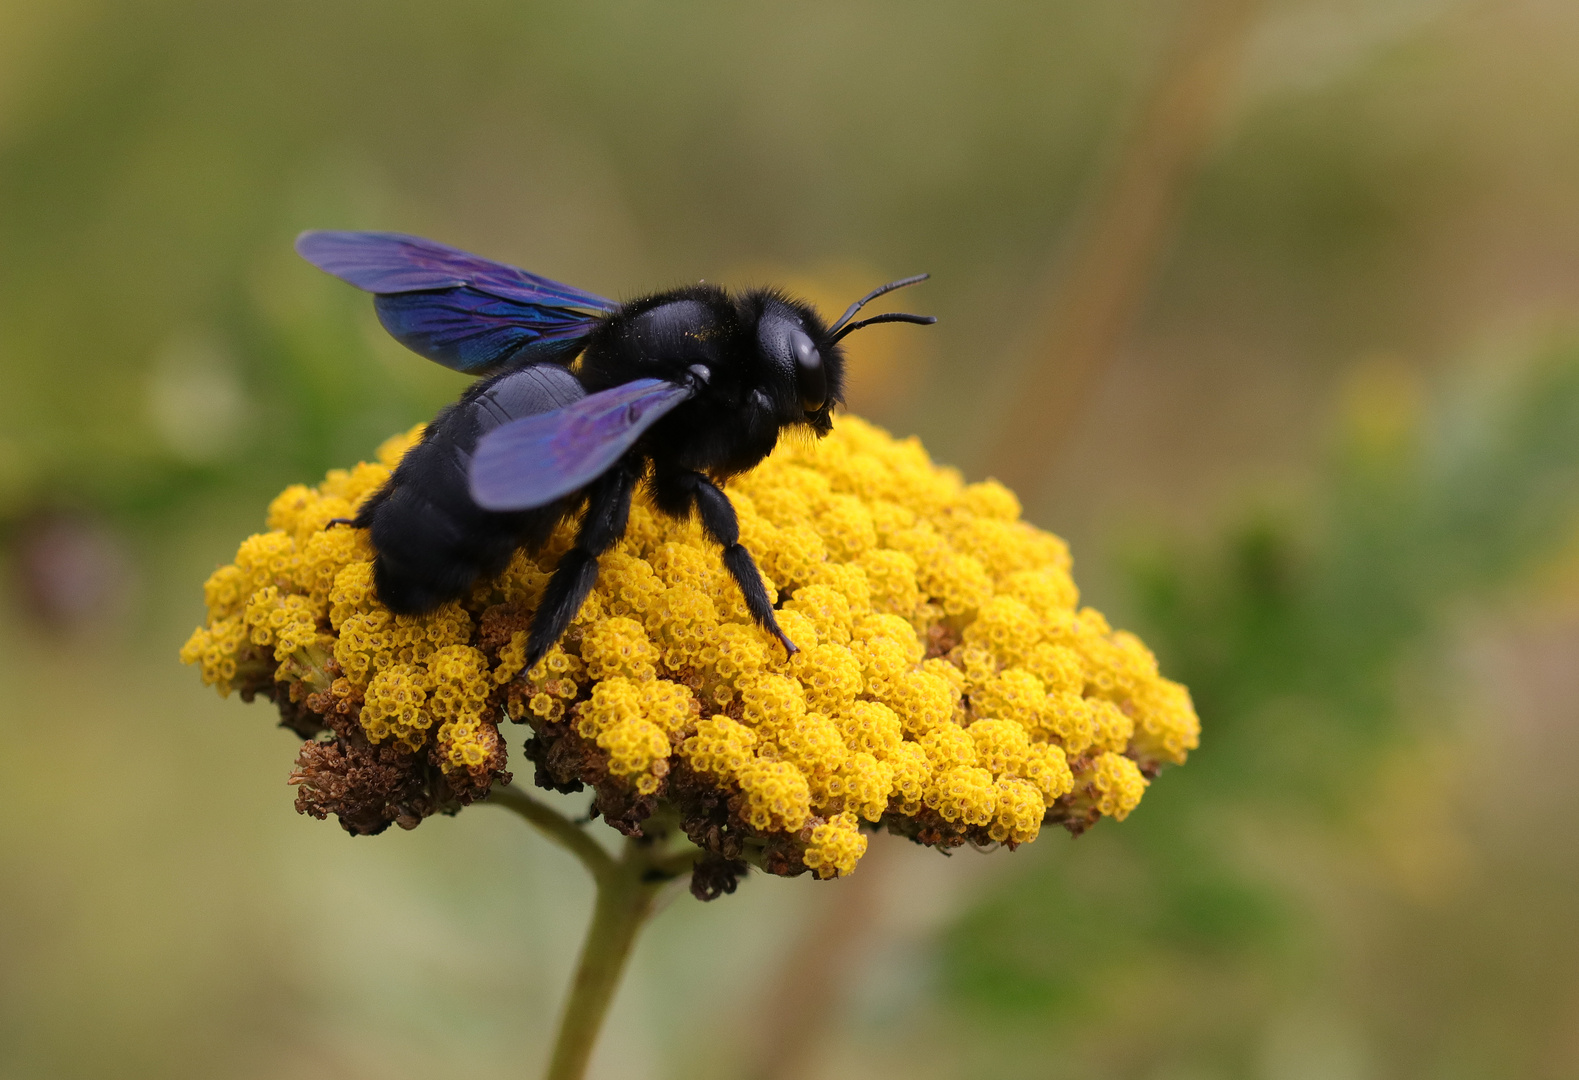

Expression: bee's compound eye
xmin=791 ymin=328 xmax=825 ymax=412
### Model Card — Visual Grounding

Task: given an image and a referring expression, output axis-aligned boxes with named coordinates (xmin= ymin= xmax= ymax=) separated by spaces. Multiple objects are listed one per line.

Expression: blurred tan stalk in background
xmin=742 ymin=2 xmax=1265 ymax=1077
xmin=986 ymin=0 xmax=1264 ymax=498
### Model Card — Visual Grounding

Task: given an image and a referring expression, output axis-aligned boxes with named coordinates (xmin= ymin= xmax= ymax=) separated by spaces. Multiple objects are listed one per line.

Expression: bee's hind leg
xmin=526 ymin=465 xmax=636 ymax=671
xmin=656 ymin=469 xmax=797 ymax=658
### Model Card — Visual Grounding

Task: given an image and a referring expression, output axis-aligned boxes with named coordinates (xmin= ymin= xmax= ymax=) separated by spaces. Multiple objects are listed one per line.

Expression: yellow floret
xmin=374 ymin=424 xmax=426 ymax=467
xmin=705 ymin=622 xmax=774 ymax=700
xmin=836 ymin=700 xmax=904 ymax=759
xmin=493 ymin=630 xmax=530 ymax=686
xmin=1024 ymin=642 xmax=1085 ymax=695
xmin=990 ymin=777 xmax=1045 ymax=844
xmin=1001 ymin=567 xmax=1079 ymax=618
xmin=738 ymin=673 xmax=807 ymax=728
xmin=427 ymin=645 xmax=491 ymax=722
xmin=296 ymin=526 xmax=366 ymax=608
xmin=437 ymin=714 xmax=499 ymax=773
xmin=835 ymin=752 xmax=894 ymax=821
xmin=736 ymin=759 xmax=812 ymax=832
xmin=928 ymin=765 xmax=998 ymax=826
xmin=816 ymin=494 xmax=878 ymax=560
xmin=360 ymin=663 xmax=433 ymax=750
xmin=618 ymin=500 xmax=666 ymax=556
xmin=1087 ymin=698 xmax=1137 ymax=754
xmin=1019 ymin=742 xmax=1074 ymax=805
xmin=202 ymin=564 xmax=249 ymax=621
xmin=318 ymin=460 xmax=391 ymax=510
xmin=575 ymin=677 xmax=646 ymax=740
xmin=790 ymin=643 xmax=864 ymax=714
xmin=956 ymin=644 xmax=1000 ymax=697
xmin=968 ymin=718 xmax=1032 ymax=777
xmin=879 ymin=668 xmax=960 ymax=737
xmin=958 ymin=478 xmax=1021 ymax=521
xmin=1129 ymin=676 xmax=1201 ymax=768
xmin=851 ymin=632 xmax=915 ymax=698
xmin=598 ymin=717 xmax=672 ymax=794
xmin=266 ymin=484 xmax=317 ymax=535
xmin=1039 ymin=691 xmax=1097 ymax=756
xmin=328 ymin=561 xmax=378 ymax=629
xmin=784 ymin=584 xmax=854 ymax=647
xmin=682 ymin=715 xmax=759 ymax=783
xmin=649 ymin=542 xmax=721 ymax=593
xmin=1075 ymin=752 xmax=1149 ymax=821
xmin=495 ymin=550 xmax=551 ymax=609
xmin=768 ymin=711 xmax=848 ymax=780
xmin=806 ymin=561 xmax=873 ymax=614
xmin=963 ymin=596 xmax=1043 ymax=669
xmin=180 ymin=615 xmax=250 ymax=694
xmin=645 ymin=585 xmax=719 ymax=668
xmin=243 ymin=586 xmax=320 ymax=661
xmin=234 ymin=530 xmax=299 ymax=593
xmin=972 ymin=668 xmax=1046 ymax=732
xmin=920 ymin=724 xmax=978 ymax=771
xmin=639 ymin=680 xmax=699 ymax=737
xmin=773 ymin=609 xmax=820 ymax=652
xmin=803 ymin=812 xmax=867 ymax=878
xmin=857 ymin=547 xmax=923 ymax=620
xmin=595 ymin=551 xmax=666 ymax=620
xmin=759 ymin=523 xmax=827 ymax=593
xmin=512 ymin=643 xmax=585 ymax=722
xmin=286 ymin=494 xmax=353 ymax=546
xmin=892 ymin=527 xmax=992 ymax=618
xmin=886 ymin=741 xmax=932 ymax=813
xmin=581 ymin=616 xmax=660 ymax=682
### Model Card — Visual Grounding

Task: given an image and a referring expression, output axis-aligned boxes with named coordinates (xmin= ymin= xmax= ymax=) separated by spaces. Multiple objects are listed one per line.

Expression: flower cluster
xmin=183 ymin=415 xmax=1198 ymax=895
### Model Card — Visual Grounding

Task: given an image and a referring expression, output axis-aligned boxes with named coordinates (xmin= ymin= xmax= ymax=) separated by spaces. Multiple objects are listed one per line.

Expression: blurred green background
xmin=5 ymin=1 xmax=1579 ymax=1077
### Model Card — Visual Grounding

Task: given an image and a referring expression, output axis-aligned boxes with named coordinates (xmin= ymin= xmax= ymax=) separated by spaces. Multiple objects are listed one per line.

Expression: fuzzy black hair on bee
xmin=297 ymin=231 xmax=934 ymax=669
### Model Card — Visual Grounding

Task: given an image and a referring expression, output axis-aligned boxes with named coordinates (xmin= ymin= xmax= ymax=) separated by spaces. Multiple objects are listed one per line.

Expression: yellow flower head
xmin=184 ymin=416 xmax=1199 ymax=891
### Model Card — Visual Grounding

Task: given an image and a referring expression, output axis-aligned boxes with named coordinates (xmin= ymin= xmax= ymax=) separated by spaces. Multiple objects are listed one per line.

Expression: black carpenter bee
xmin=295 ymin=231 xmax=934 ymax=668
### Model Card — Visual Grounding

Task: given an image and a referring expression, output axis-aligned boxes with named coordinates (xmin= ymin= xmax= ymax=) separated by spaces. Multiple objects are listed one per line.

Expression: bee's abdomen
xmin=355 ymin=365 xmax=586 ymax=614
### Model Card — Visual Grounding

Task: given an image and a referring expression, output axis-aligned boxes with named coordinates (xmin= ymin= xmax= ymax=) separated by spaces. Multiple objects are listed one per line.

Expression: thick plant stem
xmin=488 ymin=787 xmax=683 ymax=1080
xmin=545 ymin=839 xmax=663 ymax=1080
xmin=490 ymin=784 xmax=614 ymax=878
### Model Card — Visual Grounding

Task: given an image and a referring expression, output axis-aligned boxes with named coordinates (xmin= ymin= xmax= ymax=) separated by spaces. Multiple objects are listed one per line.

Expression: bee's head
xmin=756 ymin=300 xmax=843 ymax=435
xmin=754 ymin=276 xmax=934 ymax=436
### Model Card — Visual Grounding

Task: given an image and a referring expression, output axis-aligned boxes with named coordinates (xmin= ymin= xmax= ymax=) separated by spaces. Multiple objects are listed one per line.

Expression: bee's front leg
xmin=652 ymin=468 xmax=797 ymax=657
xmin=526 ymin=463 xmax=637 ymax=670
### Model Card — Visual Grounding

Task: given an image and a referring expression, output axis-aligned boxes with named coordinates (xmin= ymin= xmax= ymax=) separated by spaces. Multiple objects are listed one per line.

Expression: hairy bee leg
xmin=660 ymin=470 xmax=797 ymax=657
xmin=526 ymin=466 xmax=636 ymax=670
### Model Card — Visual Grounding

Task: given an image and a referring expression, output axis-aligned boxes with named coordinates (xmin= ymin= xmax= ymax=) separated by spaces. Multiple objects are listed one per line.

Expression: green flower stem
xmin=545 ymin=838 xmax=664 ymax=1080
xmin=490 ymin=784 xmax=614 ymax=878
xmin=489 ymin=784 xmax=694 ymax=1080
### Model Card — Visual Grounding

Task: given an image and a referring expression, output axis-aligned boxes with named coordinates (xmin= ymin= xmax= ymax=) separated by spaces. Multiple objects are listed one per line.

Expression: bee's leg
xmin=526 ymin=465 xmax=636 ymax=670
xmin=656 ymin=469 xmax=797 ymax=657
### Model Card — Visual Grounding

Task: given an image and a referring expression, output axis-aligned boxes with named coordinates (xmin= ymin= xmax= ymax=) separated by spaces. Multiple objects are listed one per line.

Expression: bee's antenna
xmin=827 ymin=273 xmax=931 ymax=337
xmin=829 ymin=310 xmax=937 ymax=343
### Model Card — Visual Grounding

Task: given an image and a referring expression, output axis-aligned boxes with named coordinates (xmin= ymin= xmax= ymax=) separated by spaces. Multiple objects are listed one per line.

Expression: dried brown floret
xmin=689 ymin=855 xmax=750 ymax=901
xmin=290 ymin=730 xmax=434 ymax=836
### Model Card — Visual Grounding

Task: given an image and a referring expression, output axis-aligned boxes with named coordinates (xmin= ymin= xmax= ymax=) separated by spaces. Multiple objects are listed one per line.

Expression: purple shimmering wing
xmin=371 ymin=289 xmax=600 ymax=373
xmin=296 ymin=230 xmax=617 ymax=374
xmin=470 ymin=379 xmax=693 ymax=511
xmin=295 ymin=230 xmax=618 ymax=310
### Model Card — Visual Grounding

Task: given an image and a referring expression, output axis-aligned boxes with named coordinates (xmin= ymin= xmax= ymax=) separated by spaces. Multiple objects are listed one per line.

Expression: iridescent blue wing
xmin=295 ymin=230 xmax=617 ymax=309
xmin=295 ymin=230 xmax=618 ymax=374
xmin=370 ymin=289 xmax=599 ymax=373
xmin=470 ymin=379 xmax=694 ymax=511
